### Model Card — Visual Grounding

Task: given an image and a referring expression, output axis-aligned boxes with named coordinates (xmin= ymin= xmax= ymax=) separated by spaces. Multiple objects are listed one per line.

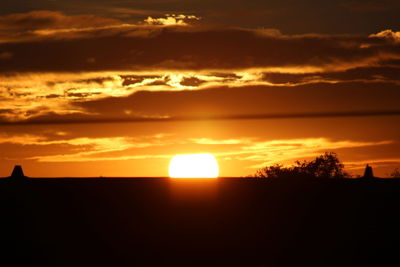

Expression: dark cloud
xmin=2 ymin=110 xmax=400 ymax=126
xmin=262 ymin=66 xmax=400 ymax=84
xmin=179 ymin=76 xmax=206 ymax=87
xmin=0 ymin=51 xmax=12 ymax=59
xmin=340 ymin=0 xmax=400 ymax=12
xmin=76 ymin=77 xmax=116 ymax=85
xmin=121 ymin=75 xmax=161 ymax=86
xmin=66 ymin=92 xmax=101 ymax=98
xmin=146 ymin=80 xmax=171 ymax=87
xmin=0 ymin=10 xmax=121 ymax=30
xmin=0 ymin=109 xmax=15 ymax=114
xmin=44 ymin=94 xmax=62 ymax=99
xmin=77 ymin=81 xmax=400 ymax=118
xmin=209 ymin=72 xmax=242 ymax=80
xmin=0 ymin=22 xmax=399 ymax=72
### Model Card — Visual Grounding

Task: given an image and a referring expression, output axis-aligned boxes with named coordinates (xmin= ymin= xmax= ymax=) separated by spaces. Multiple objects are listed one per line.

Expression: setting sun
xmin=168 ymin=153 xmax=219 ymax=178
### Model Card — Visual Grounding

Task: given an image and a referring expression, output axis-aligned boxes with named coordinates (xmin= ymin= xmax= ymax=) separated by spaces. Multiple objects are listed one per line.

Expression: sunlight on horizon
xmin=168 ymin=153 xmax=219 ymax=178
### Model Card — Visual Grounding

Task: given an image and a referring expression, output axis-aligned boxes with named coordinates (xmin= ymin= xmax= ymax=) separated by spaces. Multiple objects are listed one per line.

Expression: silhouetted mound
xmin=10 ymin=165 xmax=25 ymax=179
xmin=363 ymin=164 xmax=374 ymax=178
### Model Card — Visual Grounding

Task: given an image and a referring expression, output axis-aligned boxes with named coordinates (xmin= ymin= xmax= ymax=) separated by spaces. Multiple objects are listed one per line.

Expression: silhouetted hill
xmin=0 ymin=177 xmax=399 ymax=267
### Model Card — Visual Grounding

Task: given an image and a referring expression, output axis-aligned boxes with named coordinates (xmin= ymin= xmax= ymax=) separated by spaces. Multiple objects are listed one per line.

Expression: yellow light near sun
xmin=169 ymin=153 xmax=219 ymax=178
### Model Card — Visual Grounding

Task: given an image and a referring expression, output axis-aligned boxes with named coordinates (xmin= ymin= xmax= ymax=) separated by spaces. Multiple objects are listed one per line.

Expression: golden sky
xmin=0 ymin=2 xmax=399 ymax=177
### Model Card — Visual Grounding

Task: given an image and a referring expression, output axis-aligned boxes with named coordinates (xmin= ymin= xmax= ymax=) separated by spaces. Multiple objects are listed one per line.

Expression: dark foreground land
xmin=0 ymin=177 xmax=399 ymax=267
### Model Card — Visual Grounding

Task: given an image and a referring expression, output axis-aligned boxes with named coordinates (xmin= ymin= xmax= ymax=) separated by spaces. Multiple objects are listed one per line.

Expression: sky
xmin=0 ymin=0 xmax=399 ymax=177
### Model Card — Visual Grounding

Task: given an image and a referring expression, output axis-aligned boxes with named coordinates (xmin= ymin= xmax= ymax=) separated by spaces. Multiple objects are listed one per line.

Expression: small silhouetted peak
xmin=363 ymin=164 xmax=374 ymax=178
xmin=10 ymin=165 xmax=25 ymax=179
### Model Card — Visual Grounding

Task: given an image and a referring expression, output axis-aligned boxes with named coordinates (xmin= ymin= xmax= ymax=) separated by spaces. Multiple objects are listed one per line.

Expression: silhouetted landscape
xmin=1 ymin=1 xmax=400 ymax=266
xmin=1 ymin=175 xmax=399 ymax=266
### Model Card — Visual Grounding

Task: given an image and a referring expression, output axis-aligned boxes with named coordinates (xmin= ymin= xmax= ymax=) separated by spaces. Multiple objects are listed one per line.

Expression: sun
xmin=169 ymin=153 xmax=219 ymax=178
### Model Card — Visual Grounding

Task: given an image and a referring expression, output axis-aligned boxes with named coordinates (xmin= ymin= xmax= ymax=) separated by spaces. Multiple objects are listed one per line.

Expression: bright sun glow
xmin=169 ymin=153 xmax=219 ymax=178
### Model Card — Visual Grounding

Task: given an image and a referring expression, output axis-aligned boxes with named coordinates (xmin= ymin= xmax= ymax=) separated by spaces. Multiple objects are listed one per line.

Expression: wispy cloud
xmin=370 ymin=29 xmax=400 ymax=43
xmin=31 ymin=153 xmax=172 ymax=163
xmin=0 ymin=133 xmax=175 ymax=162
xmin=189 ymin=138 xmax=251 ymax=145
xmin=9 ymin=133 xmax=392 ymax=168
xmin=211 ymin=138 xmax=394 ymax=169
xmin=345 ymin=158 xmax=400 ymax=168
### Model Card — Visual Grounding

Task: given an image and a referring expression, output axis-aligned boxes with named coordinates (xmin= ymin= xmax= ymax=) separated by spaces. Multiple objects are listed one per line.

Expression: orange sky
xmin=0 ymin=4 xmax=399 ymax=177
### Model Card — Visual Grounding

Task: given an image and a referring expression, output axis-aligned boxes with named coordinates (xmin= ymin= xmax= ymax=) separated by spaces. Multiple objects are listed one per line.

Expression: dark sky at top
xmin=2 ymin=0 xmax=399 ymax=34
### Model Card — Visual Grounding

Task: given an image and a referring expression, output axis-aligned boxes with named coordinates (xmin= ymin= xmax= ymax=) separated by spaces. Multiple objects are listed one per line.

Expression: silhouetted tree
xmin=390 ymin=168 xmax=400 ymax=178
xmin=254 ymin=164 xmax=300 ymax=178
xmin=254 ymin=152 xmax=348 ymax=179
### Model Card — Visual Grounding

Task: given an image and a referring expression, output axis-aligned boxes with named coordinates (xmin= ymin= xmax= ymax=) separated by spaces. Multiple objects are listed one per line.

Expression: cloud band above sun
xmin=1 ymin=11 xmax=400 ymax=124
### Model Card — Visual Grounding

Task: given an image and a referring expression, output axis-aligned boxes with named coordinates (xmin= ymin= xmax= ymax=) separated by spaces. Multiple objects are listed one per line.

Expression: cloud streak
xmin=0 ymin=10 xmax=121 ymax=30
xmin=8 ymin=134 xmax=392 ymax=169
xmin=1 ymin=110 xmax=400 ymax=125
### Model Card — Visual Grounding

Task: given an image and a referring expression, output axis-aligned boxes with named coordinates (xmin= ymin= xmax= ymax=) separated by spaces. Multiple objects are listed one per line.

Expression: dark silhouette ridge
xmin=10 ymin=165 xmax=26 ymax=179
xmin=363 ymin=164 xmax=374 ymax=178
xmin=0 ymin=178 xmax=399 ymax=267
